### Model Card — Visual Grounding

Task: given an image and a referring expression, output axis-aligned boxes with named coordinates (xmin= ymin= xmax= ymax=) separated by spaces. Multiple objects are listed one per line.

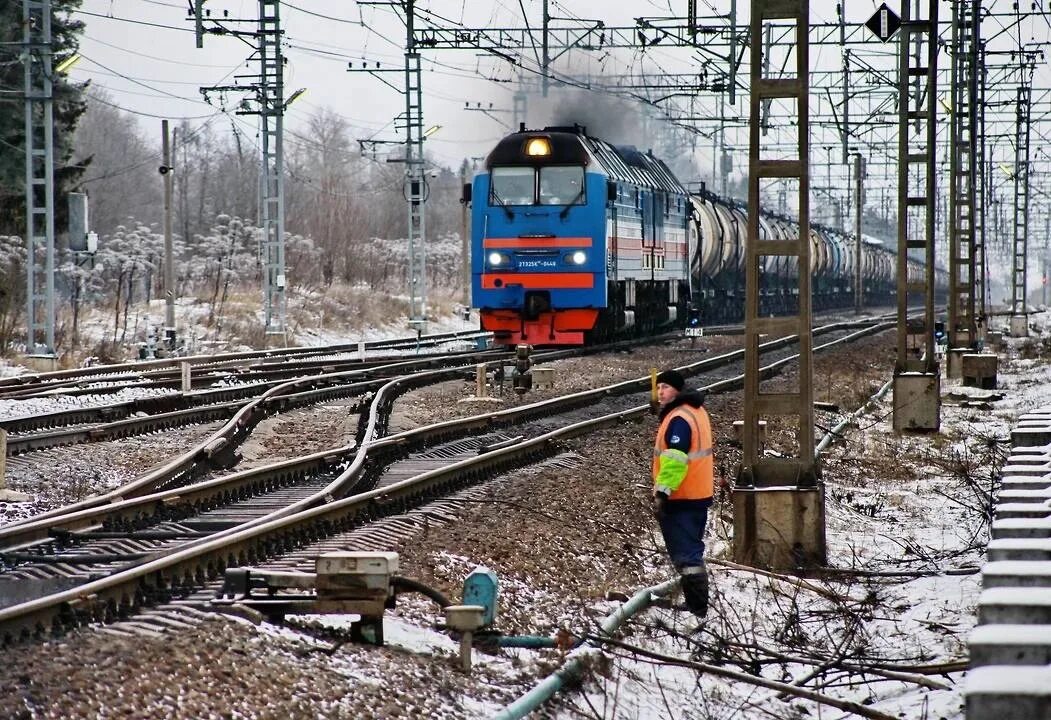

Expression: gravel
xmin=0 ymin=328 xmax=986 ymax=719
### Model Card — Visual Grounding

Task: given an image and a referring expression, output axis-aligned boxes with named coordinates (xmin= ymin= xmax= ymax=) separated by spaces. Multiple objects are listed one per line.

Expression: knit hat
xmin=656 ymin=369 xmax=685 ymax=391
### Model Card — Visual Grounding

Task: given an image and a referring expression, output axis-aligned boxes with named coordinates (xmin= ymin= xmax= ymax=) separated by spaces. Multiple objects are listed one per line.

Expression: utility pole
xmin=161 ymin=121 xmax=176 ymax=351
xmin=355 ymin=0 xmax=429 ymax=331
xmin=1010 ymin=80 xmax=1032 ymax=337
xmin=854 ymin=152 xmax=863 ymax=314
xmin=1038 ymin=210 xmax=1046 ymax=306
xmin=734 ymin=0 xmax=824 ymax=571
xmin=975 ymin=41 xmax=988 ymax=336
xmin=892 ymin=0 xmax=940 ymax=432
xmin=22 ymin=0 xmax=56 ymax=360
xmin=512 ymin=78 xmax=528 ymax=129
xmin=839 ymin=0 xmax=849 ymax=163
xmin=196 ymin=0 xmax=288 ymax=344
xmin=541 ymin=0 xmax=550 ymax=97
xmin=945 ymin=0 xmax=979 ymax=376
xmin=405 ymin=0 xmax=428 ymax=331
xmin=460 ymin=159 xmax=470 ymax=310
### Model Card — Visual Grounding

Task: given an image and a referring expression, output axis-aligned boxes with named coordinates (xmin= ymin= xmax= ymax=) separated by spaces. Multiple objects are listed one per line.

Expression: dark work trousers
xmin=656 ymin=499 xmax=711 ymax=569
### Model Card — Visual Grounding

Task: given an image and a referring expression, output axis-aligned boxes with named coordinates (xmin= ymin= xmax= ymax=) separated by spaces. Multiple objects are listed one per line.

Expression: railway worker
xmin=652 ymin=369 xmax=714 ymax=618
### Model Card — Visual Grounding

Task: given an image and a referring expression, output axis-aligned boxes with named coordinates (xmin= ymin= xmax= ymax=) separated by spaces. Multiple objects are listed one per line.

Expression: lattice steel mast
xmin=405 ymin=2 xmax=427 ymax=330
xmin=196 ymin=0 xmax=287 ymax=341
xmin=946 ymin=0 xmax=980 ymax=360
xmin=1011 ymin=80 xmax=1032 ymax=336
xmin=22 ymin=0 xmax=56 ymax=357
xmin=892 ymin=0 xmax=940 ymax=432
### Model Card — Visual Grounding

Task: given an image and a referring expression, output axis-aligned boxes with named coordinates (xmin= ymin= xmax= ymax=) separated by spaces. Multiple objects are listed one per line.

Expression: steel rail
xmin=1 ymin=349 xmax=508 ymax=449
xmin=0 ymin=329 xmax=492 ymax=394
xmin=0 ymin=350 xmax=511 ymax=529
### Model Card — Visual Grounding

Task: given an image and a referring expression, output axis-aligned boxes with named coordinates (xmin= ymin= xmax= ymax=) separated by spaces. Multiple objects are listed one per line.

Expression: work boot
xmin=681 ymin=567 xmax=709 ymax=618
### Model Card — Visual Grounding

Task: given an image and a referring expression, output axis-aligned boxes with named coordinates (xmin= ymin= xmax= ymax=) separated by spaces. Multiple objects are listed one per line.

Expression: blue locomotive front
xmin=468 ymin=125 xmax=694 ymax=346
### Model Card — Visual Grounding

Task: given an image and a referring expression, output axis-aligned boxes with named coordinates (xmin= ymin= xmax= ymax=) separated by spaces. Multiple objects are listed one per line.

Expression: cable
xmin=72 ymin=8 xmax=196 ymax=33
xmin=80 ymin=33 xmax=236 ymax=69
xmin=83 ymin=91 xmax=216 ymax=120
xmin=283 ymin=1 xmax=361 ymax=24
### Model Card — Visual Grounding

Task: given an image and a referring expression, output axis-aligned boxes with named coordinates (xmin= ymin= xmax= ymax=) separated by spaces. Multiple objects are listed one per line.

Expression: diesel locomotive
xmin=467 ymin=124 xmax=945 ymax=346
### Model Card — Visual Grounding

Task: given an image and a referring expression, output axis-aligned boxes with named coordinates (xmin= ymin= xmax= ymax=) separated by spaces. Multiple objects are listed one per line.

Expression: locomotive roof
xmin=585 ymin=137 xmax=686 ymax=195
xmin=485 ymin=127 xmax=687 ymax=196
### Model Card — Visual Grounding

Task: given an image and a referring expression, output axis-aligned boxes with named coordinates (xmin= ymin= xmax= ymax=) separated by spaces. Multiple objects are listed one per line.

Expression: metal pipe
xmin=814 ymin=377 xmax=893 ymax=456
xmin=486 ymin=635 xmax=559 ymax=649
xmin=391 ymin=575 xmax=453 ymax=608
xmin=492 ymin=578 xmax=678 ymax=720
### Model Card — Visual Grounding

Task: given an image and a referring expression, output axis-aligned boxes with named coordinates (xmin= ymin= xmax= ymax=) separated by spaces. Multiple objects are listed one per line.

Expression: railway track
xmin=0 ymin=311 xmax=892 ymax=457
xmin=0 ymin=328 xmax=491 ymax=401
xmin=1 ymin=349 xmax=509 ymax=456
xmin=0 ymin=316 xmax=891 ymax=643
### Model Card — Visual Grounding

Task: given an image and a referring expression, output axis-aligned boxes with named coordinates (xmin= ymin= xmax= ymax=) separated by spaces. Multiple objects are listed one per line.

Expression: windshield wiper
xmin=490 ymin=188 xmax=515 ymax=220
xmin=558 ymin=187 xmax=586 ymax=219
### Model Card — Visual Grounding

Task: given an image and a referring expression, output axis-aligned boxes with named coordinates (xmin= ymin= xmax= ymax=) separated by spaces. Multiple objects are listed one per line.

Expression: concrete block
xmin=23 ymin=354 xmax=57 ymax=372
xmin=732 ymin=484 xmax=826 ymax=571
xmin=962 ymin=353 xmax=999 ymax=389
xmin=987 ymin=538 xmax=1051 ymax=562
xmin=996 ymin=477 xmax=1051 ymax=494
xmin=1010 ymin=314 xmax=1030 ymax=338
xmin=1000 ymin=465 xmax=1051 ymax=479
xmin=969 ymin=625 xmax=1051 ymax=666
xmin=965 ymin=665 xmax=1051 ymax=720
xmin=1004 ymin=457 xmax=1051 ymax=470
xmin=532 ymin=366 xmax=554 ymax=389
xmin=978 ymin=587 xmax=1051 ymax=624
xmin=994 ymin=501 xmax=1051 ymax=520
xmin=947 ymin=348 xmax=966 ymax=379
xmin=981 ymin=560 xmax=1051 ymax=588
xmin=998 ymin=488 xmax=1051 ymax=504
xmin=1012 ymin=428 xmax=1051 ymax=448
xmin=892 ymin=372 xmax=941 ymax=432
xmin=986 ymin=330 xmax=1004 ymax=347
xmin=991 ymin=517 xmax=1051 ymax=540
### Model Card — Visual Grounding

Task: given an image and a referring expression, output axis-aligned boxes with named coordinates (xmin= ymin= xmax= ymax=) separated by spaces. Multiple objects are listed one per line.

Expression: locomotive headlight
xmin=488 ymin=251 xmax=507 ymax=266
xmin=524 ymin=137 xmax=552 ymax=157
xmin=569 ymin=251 xmax=587 ymax=265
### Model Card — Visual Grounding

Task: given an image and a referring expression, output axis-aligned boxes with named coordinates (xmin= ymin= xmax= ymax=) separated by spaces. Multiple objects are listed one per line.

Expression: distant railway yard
xmin=0 ymin=314 xmax=1046 ymax=719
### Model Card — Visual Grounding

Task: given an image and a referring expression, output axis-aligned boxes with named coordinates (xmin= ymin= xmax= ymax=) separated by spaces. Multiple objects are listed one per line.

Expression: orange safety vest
xmin=652 ymin=404 xmax=714 ymax=501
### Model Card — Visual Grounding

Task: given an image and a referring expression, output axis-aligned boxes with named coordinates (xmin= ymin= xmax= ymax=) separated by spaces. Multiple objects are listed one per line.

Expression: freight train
xmin=467 ymin=124 xmax=946 ymax=346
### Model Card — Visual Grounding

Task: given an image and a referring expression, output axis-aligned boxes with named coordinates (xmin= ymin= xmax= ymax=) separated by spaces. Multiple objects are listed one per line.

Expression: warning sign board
xmin=865 ymin=3 xmax=901 ymax=43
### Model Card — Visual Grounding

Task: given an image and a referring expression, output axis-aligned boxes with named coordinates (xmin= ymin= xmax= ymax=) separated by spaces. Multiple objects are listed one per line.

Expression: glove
xmin=652 ymin=492 xmax=668 ymax=520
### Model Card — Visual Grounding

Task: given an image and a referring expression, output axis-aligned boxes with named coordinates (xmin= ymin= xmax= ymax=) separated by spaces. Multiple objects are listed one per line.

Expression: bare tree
xmin=72 ymin=92 xmax=160 ymax=234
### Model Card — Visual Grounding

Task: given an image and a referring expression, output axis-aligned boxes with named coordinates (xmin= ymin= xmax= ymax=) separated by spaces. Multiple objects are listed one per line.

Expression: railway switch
xmin=212 ymin=551 xmax=399 ymax=645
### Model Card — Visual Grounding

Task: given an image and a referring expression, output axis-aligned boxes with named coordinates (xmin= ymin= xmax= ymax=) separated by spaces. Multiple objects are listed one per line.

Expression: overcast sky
xmin=66 ymin=1 xmax=916 ymax=167
xmin=69 ymin=0 xmax=1051 ymax=189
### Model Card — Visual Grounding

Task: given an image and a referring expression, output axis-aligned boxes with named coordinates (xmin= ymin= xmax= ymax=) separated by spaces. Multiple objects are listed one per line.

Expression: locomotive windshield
xmin=490 ymin=165 xmax=585 ymax=206
xmin=539 ymin=166 xmax=584 ymax=205
xmin=490 ymin=167 xmax=534 ymax=205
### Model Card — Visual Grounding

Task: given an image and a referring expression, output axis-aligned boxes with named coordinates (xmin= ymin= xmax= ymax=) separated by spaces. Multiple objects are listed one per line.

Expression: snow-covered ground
xmin=2 ymin=312 xmax=1050 ymax=719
